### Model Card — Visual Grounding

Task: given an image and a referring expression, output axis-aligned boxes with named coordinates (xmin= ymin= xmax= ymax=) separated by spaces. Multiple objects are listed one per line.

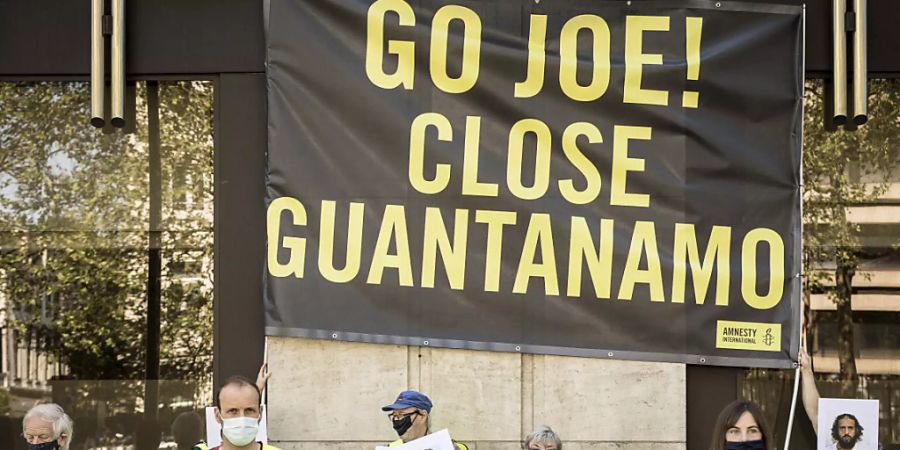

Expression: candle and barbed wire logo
xmin=762 ymin=328 xmax=775 ymax=347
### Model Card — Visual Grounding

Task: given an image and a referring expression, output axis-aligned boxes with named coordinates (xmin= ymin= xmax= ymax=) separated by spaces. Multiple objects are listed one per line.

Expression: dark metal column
xmin=213 ymin=73 xmax=267 ymax=389
xmin=686 ymin=366 xmax=740 ymax=450
xmin=145 ymin=80 xmax=161 ymax=418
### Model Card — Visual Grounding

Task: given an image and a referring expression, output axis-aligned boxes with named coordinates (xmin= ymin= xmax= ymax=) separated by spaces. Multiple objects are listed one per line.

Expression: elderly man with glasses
xmin=382 ymin=390 xmax=468 ymax=450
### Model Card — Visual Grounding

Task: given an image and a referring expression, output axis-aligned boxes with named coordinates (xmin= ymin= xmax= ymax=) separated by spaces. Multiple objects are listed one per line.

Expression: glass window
xmin=0 ymin=80 xmax=214 ymax=449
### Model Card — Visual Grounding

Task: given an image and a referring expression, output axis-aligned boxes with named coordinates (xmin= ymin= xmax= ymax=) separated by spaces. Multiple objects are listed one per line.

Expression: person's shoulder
xmin=263 ymin=444 xmax=284 ymax=450
xmin=453 ymin=440 xmax=469 ymax=450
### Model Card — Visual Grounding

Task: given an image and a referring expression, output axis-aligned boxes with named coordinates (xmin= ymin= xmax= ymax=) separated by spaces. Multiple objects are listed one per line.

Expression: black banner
xmin=264 ymin=0 xmax=803 ymax=368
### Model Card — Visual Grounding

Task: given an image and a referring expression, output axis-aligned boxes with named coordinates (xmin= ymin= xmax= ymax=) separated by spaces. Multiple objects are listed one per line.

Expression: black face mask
xmin=725 ymin=440 xmax=765 ymax=450
xmin=392 ymin=412 xmax=418 ymax=436
xmin=26 ymin=441 xmax=60 ymax=450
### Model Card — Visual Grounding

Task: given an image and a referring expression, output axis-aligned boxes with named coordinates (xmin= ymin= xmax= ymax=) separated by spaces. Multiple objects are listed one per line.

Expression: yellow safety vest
xmin=389 ymin=438 xmax=468 ymax=450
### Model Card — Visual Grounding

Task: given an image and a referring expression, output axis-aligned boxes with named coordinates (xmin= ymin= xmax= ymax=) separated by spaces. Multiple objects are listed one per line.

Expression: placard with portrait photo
xmin=817 ymin=398 xmax=879 ymax=450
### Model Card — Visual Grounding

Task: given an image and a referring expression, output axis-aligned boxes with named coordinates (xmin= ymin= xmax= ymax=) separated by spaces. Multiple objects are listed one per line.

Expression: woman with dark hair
xmin=710 ymin=400 xmax=772 ymax=450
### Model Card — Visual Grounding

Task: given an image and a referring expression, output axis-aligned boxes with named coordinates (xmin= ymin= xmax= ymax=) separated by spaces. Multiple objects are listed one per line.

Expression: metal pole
xmin=90 ymin=0 xmax=105 ymax=128
xmin=145 ymin=81 xmax=161 ymax=419
xmin=852 ymin=0 xmax=867 ymax=125
xmin=832 ymin=0 xmax=847 ymax=125
xmin=111 ymin=0 xmax=126 ymax=127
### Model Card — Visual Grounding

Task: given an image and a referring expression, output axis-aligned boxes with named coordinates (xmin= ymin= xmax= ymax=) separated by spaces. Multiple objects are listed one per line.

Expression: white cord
xmin=783 ymin=365 xmax=801 ymax=450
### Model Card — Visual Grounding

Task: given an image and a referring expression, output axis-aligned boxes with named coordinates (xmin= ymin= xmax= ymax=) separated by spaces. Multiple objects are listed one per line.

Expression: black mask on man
xmin=392 ymin=412 xmax=418 ymax=436
xmin=724 ymin=440 xmax=765 ymax=450
xmin=26 ymin=441 xmax=60 ymax=450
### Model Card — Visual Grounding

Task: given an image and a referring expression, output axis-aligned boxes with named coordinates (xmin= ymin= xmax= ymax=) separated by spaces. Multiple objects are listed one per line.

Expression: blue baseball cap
xmin=382 ymin=390 xmax=433 ymax=413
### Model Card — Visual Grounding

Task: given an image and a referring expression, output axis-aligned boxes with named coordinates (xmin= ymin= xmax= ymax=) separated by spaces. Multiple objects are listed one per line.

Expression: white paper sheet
xmin=816 ymin=398 xmax=878 ymax=450
xmin=375 ymin=429 xmax=455 ymax=450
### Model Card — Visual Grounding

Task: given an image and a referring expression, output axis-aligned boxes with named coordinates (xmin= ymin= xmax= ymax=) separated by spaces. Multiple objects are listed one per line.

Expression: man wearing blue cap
xmin=382 ymin=390 xmax=468 ymax=450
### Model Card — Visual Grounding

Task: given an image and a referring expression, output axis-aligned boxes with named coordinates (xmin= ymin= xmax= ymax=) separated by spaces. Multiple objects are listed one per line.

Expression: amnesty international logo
xmin=762 ymin=328 xmax=775 ymax=347
xmin=716 ymin=321 xmax=781 ymax=352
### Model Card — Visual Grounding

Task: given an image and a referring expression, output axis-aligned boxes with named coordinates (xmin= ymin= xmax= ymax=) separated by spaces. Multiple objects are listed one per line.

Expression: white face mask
xmin=221 ymin=416 xmax=259 ymax=447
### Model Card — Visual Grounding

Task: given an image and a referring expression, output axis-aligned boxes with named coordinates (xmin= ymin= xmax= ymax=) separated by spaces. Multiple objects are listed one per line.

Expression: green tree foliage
xmin=0 ymin=388 xmax=10 ymax=416
xmin=0 ymin=81 xmax=214 ymax=393
xmin=803 ymin=79 xmax=900 ymax=386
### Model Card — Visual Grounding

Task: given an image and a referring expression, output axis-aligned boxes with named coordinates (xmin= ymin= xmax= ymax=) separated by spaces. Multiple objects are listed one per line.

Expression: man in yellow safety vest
xmin=382 ymin=390 xmax=468 ymax=450
xmin=194 ymin=375 xmax=280 ymax=450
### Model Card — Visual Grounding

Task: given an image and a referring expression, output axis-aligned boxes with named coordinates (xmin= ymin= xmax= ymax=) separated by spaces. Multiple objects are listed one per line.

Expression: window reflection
xmin=741 ymin=79 xmax=900 ymax=448
xmin=0 ymin=81 xmax=214 ymax=450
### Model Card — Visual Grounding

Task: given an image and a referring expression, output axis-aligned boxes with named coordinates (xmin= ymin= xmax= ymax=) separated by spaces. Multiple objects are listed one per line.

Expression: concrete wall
xmin=267 ymin=337 xmax=685 ymax=450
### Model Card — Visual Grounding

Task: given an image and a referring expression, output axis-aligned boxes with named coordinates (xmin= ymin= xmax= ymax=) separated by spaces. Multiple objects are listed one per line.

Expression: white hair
xmin=23 ymin=403 xmax=74 ymax=450
xmin=524 ymin=425 xmax=562 ymax=450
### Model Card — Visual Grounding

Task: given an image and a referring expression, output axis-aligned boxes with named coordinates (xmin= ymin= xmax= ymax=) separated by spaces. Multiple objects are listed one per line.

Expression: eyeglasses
xmin=389 ymin=411 xmax=420 ymax=422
